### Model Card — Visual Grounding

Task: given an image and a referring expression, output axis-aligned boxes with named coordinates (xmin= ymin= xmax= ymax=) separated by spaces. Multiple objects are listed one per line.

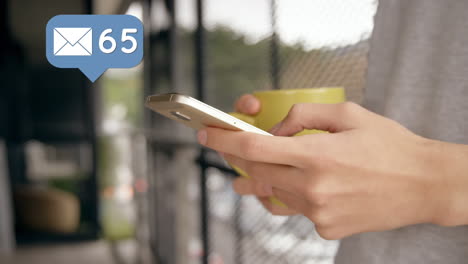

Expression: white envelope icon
xmin=54 ymin=28 xmax=92 ymax=56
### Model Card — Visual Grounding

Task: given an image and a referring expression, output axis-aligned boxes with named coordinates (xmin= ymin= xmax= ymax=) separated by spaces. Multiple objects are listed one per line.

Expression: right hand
xmin=231 ymin=94 xmax=299 ymax=216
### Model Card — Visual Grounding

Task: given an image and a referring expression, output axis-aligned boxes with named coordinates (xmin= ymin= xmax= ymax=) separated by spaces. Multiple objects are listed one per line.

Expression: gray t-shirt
xmin=335 ymin=0 xmax=468 ymax=263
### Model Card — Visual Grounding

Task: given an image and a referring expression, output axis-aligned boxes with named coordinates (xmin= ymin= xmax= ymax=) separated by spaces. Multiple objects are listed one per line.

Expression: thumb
xmin=235 ymin=94 xmax=261 ymax=115
xmin=273 ymin=102 xmax=364 ymax=136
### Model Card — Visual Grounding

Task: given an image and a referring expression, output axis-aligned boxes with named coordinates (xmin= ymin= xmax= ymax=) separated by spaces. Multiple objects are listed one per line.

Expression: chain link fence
xmin=144 ymin=0 xmax=378 ymax=263
xmin=202 ymin=0 xmax=378 ymax=263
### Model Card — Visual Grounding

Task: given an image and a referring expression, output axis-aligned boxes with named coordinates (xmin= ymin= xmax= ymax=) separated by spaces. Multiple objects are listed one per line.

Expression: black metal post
xmin=195 ymin=0 xmax=207 ymax=101
xmin=84 ymin=0 xmax=100 ymax=239
xmin=195 ymin=0 xmax=209 ymax=263
xmin=167 ymin=0 xmax=179 ymax=93
xmin=142 ymin=0 xmax=162 ymax=263
xmin=270 ymin=0 xmax=280 ymax=90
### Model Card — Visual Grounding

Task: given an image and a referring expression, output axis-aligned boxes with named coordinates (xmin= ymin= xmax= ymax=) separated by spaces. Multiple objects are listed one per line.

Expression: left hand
xmin=197 ymin=102 xmax=465 ymax=240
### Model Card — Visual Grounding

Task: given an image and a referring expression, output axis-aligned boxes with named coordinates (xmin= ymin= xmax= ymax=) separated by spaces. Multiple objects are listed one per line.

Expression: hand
xmin=231 ymin=94 xmax=298 ymax=215
xmin=198 ymin=102 xmax=468 ymax=239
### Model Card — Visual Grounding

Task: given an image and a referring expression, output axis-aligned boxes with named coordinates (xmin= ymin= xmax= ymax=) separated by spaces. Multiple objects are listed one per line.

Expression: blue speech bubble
xmin=46 ymin=15 xmax=143 ymax=82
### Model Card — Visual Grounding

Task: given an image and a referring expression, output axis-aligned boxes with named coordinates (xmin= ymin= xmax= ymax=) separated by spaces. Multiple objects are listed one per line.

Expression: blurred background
xmin=0 ymin=0 xmax=377 ymax=263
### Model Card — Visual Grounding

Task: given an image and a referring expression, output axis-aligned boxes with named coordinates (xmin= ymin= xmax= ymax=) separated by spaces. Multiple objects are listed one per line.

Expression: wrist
xmin=427 ymin=140 xmax=468 ymax=226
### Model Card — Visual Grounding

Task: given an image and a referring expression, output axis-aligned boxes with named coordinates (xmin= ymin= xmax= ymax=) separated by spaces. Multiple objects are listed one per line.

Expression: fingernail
xmin=262 ymin=184 xmax=273 ymax=196
xmin=269 ymin=122 xmax=282 ymax=134
xmin=197 ymin=130 xmax=207 ymax=145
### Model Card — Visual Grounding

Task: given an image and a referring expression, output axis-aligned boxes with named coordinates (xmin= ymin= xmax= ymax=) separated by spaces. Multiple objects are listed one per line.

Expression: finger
xmin=225 ymin=153 xmax=303 ymax=194
xmin=273 ymin=102 xmax=365 ymax=136
xmin=198 ymin=128 xmax=305 ymax=167
xmin=232 ymin=178 xmax=254 ymax=195
xmin=233 ymin=179 xmax=298 ymax=215
xmin=272 ymin=187 xmax=309 ymax=213
xmin=258 ymin=197 xmax=298 ymax=216
xmin=234 ymin=94 xmax=261 ymax=115
xmin=232 ymin=178 xmax=273 ymax=197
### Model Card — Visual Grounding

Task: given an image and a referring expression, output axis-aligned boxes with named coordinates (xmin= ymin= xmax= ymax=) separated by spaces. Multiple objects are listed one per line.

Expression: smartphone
xmin=145 ymin=93 xmax=271 ymax=136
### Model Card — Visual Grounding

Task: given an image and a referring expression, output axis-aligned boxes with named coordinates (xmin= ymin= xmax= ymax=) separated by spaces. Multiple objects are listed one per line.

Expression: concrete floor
xmin=1 ymin=241 xmax=120 ymax=264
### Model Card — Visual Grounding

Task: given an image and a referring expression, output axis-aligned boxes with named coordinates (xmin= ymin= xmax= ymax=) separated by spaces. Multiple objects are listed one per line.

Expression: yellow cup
xmin=230 ymin=87 xmax=346 ymax=206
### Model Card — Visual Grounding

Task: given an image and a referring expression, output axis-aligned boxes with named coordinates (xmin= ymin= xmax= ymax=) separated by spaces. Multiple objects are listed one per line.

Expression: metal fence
xmin=204 ymin=1 xmax=377 ymax=263
xmin=144 ymin=0 xmax=378 ymax=263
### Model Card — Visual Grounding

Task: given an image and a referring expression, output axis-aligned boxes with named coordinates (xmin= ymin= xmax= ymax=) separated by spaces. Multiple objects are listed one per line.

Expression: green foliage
xmin=202 ymin=26 xmax=319 ymax=111
xmin=101 ymin=199 xmax=135 ymax=240
xmin=101 ymin=72 xmax=143 ymax=126
xmin=205 ymin=26 xmax=272 ymax=110
xmin=97 ymin=135 xmax=119 ymax=188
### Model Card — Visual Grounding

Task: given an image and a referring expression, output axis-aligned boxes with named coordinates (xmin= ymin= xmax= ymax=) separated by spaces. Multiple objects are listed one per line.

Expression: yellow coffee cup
xmin=229 ymin=87 xmax=346 ymax=206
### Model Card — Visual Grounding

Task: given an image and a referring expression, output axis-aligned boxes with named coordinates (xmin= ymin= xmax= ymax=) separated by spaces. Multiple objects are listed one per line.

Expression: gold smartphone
xmin=145 ymin=93 xmax=271 ymax=136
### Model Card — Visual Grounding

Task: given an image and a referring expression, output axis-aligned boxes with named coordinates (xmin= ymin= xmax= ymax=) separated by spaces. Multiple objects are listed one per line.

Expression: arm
xmin=197 ymin=100 xmax=468 ymax=240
